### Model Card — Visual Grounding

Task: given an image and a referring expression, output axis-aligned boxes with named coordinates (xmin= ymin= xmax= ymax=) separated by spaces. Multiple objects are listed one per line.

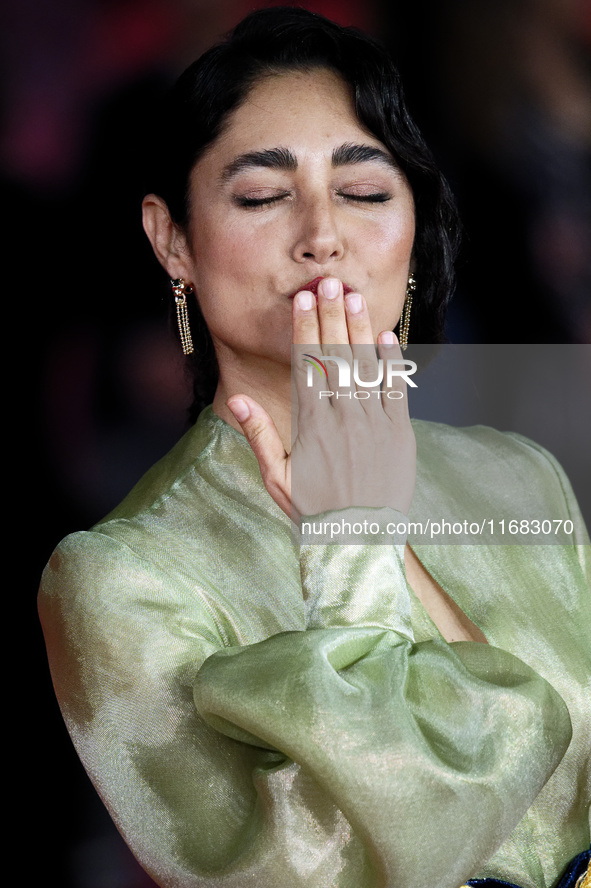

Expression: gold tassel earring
xmin=399 ymin=273 xmax=416 ymax=351
xmin=171 ymin=278 xmax=194 ymax=355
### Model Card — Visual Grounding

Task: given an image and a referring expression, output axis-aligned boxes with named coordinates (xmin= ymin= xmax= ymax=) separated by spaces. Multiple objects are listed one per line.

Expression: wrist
xmin=297 ymin=506 xmax=409 ymax=547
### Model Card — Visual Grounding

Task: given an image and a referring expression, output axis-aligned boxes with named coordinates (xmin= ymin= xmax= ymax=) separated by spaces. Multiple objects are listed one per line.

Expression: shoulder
xmin=415 ymin=417 xmax=545 ymax=454
xmin=414 ymin=419 xmax=569 ymax=492
xmin=39 ymin=529 xmax=166 ymax=611
xmin=37 ymin=406 xmax=276 ymax=664
xmin=96 ymin=405 xmax=221 ymax=525
xmin=412 ymin=420 xmax=589 ymax=542
xmin=90 ymin=405 xmax=276 ymax=561
xmin=38 ymin=528 xmax=223 ymax=633
xmin=43 ymin=406 xmax=260 ymax=582
xmin=38 ymin=527 xmax=225 ymax=711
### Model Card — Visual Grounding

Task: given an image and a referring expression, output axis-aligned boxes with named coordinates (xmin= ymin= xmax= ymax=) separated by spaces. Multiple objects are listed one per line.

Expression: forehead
xmin=195 ymin=68 xmax=388 ymax=175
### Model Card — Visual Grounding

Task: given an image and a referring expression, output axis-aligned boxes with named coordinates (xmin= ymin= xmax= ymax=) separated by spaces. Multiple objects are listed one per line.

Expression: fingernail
xmin=296 ymin=291 xmax=314 ymax=310
xmin=320 ymin=278 xmax=340 ymax=300
xmin=345 ymin=293 xmax=363 ymax=314
xmin=228 ymin=398 xmax=250 ymax=422
xmin=380 ymin=331 xmax=395 ymax=346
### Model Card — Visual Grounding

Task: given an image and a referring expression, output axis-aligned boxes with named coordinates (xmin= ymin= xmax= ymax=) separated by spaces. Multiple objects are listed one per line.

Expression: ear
xmin=142 ymin=194 xmax=192 ymax=281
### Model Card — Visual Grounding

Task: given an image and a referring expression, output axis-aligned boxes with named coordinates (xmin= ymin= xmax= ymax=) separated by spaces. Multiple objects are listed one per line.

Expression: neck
xmin=211 ymin=352 xmax=293 ymax=452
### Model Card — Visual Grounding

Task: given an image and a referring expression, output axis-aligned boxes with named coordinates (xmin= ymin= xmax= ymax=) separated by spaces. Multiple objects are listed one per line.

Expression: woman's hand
xmin=227 ymin=278 xmax=416 ymax=524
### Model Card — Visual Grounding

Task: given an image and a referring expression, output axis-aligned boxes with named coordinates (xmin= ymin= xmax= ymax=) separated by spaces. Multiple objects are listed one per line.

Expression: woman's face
xmin=181 ymin=68 xmax=415 ymax=370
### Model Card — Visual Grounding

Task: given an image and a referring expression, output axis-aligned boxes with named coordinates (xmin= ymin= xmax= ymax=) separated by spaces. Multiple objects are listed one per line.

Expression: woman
xmin=39 ymin=8 xmax=590 ymax=888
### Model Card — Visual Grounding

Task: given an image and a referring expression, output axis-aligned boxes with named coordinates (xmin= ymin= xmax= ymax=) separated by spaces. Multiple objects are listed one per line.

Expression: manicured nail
xmin=296 ymin=290 xmax=314 ymax=310
xmin=228 ymin=398 xmax=250 ymax=422
xmin=379 ymin=331 xmax=396 ymax=346
xmin=345 ymin=293 xmax=363 ymax=314
xmin=320 ymin=278 xmax=340 ymax=299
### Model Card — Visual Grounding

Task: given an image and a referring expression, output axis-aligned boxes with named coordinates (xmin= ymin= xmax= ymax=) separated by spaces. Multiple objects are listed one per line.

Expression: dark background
xmin=5 ymin=0 xmax=589 ymax=884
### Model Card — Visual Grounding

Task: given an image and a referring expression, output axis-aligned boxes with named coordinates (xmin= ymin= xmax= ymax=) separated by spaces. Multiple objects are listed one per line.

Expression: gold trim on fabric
xmin=575 ymin=859 xmax=591 ymax=888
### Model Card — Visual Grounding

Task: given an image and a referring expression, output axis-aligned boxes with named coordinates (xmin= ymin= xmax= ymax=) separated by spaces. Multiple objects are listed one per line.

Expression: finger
xmin=292 ymin=292 xmax=326 ymax=421
xmin=343 ymin=293 xmax=382 ymax=411
xmin=292 ymin=287 xmax=347 ymax=424
xmin=292 ymin=290 xmax=320 ymax=346
xmin=316 ymin=277 xmax=349 ymax=348
xmin=293 ymin=340 xmax=335 ymax=430
xmin=376 ymin=331 xmax=413 ymax=425
xmin=226 ymin=395 xmax=291 ymax=516
xmin=378 ymin=330 xmax=416 ymax=514
xmin=312 ymin=278 xmax=354 ymax=404
xmin=344 ymin=292 xmax=375 ymax=346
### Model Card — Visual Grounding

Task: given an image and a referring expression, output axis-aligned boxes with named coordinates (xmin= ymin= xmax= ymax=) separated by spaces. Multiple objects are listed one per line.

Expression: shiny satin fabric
xmin=39 ymin=406 xmax=591 ymax=888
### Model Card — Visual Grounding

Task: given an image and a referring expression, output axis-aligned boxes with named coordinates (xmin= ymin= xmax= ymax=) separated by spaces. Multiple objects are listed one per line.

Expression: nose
xmin=291 ymin=195 xmax=345 ymax=265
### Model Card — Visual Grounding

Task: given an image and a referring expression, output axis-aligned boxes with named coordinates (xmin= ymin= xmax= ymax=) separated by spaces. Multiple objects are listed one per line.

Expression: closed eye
xmin=234 ymin=190 xmax=392 ymax=209
xmin=234 ymin=193 xmax=290 ymax=208
xmin=338 ymin=191 xmax=391 ymax=203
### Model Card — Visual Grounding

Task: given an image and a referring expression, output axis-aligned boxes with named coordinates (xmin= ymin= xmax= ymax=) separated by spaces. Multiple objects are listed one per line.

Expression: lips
xmin=288 ymin=277 xmax=354 ymax=299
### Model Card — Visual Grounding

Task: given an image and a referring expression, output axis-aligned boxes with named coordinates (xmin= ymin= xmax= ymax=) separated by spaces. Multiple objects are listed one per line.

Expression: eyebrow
xmin=220 ymin=142 xmax=398 ymax=182
xmin=331 ymin=142 xmax=398 ymax=170
xmin=221 ymin=147 xmax=297 ymax=181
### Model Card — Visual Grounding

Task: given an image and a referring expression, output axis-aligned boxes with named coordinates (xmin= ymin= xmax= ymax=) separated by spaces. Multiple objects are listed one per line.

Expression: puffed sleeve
xmin=40 ymin=515 xmax=573 ymax=888
xmin=195 ymin=508 xmax=572 ymax=888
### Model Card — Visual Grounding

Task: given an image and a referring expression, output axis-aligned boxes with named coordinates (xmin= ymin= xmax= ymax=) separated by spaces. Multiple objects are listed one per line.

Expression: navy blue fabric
xmin=554 ymin=849 xmax=591 ymax=888
xmin=466 ymin=847 xmax=590 ymax=888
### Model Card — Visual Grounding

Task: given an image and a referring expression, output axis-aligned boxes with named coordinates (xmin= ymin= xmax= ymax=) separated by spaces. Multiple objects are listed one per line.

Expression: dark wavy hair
xmin=146 ymin=6 xmax=461 ymax=421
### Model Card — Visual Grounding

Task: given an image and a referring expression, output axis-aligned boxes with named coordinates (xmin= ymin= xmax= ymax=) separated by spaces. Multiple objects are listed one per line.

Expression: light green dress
xmin=39 ymin=406 xmax=591 ymax=888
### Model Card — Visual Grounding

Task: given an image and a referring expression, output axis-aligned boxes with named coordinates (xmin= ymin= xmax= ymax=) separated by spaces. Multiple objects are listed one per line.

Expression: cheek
xmin=360 ymin=225 xmax=415 ymax=298
xmin=365 ymin=209 xmax=415 ymax=330
xmin=374 ymin=208 xmax=416 ymax=261
xmin=189 ymin=226 xmax=250 ymax=304
xmin=194 ymin=217 xmax=270 ymax=291
xmin=187 ymin=218 xmax=284 ymax=350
